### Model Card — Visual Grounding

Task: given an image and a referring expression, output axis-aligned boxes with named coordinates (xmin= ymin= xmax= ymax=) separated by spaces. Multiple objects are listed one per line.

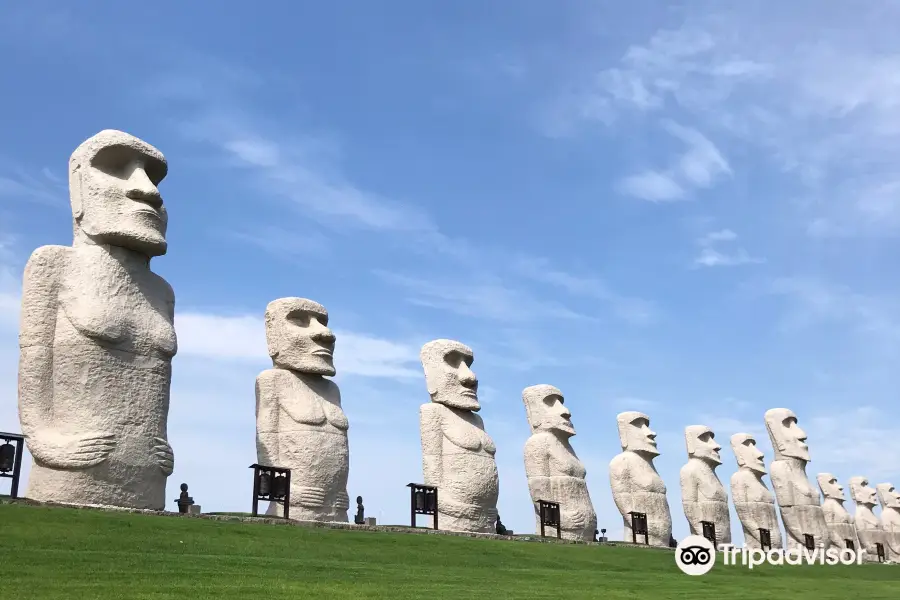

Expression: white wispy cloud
xmin=549 ymin=2 xmax=900 ymax=234
xmin=0 ymin=166 xmax=66 ymax=206
xmin=0 ymin=235 xmax=21 ymax=331
xmin=618 ymin=120 xmax=731 ymax=202
xmin=692 ymin=228 xmax=764 ymax=268
xmin=176 ymin=311 xmax=423 ymax=380
xmin=373 ymin=270 xmax=593 ymax=323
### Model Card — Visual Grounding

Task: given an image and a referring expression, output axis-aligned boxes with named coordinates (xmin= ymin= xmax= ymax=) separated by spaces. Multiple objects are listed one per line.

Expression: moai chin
xmin=817 ymin=473 xmax=860 ymax=552
xmin=764 ymin=408 xmax=832 ymax=550
xmin=849 ymin=477 xmax=884 ymax=561
xmin=255 ymin=298 xmax=350 ymax=522
xmin=522 ymin=384 xmax=597 ymax=541
xmin=876 ymin=483 xmax=900 ymax=561
xmin=608 ymin=411 xmax=672 ymax=547
xmin=419 ymin=339 xmax=499 ymax=533
xmin=18 ymin=130 xmax=176 ymax=509
xmin=680 ymin=425 xmax=731 ymax=546
xmin=730 ymin=433 xmax=783 ymax=550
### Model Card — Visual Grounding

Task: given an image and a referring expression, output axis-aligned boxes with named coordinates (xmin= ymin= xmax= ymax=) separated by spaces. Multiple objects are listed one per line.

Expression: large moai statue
xmin=876 ymin=483 xmax=900 ymax=561
xmin=680 ymin=425 xmax=731 ymax=546
xmin=522 ymin=384 xmax=597 ymax=541
xmin=609 ymin=411 xmax=672 ymax=547
xmin=817 ymin=473 xmax=860 ymax=551
xmin=849 ymin=477 xmax=884 ymax=560
xmin=730 ymin=433 xmax=782 ymax=550
xmin=419 ymin=339 xmax=499 ymax=533
xmin=255 ymin=298 xmax=350 ymax=521
xmin=764 ymin=408 xmax=831 ymax=550
xmin=18 ymin=130 xmax=176 ymax=509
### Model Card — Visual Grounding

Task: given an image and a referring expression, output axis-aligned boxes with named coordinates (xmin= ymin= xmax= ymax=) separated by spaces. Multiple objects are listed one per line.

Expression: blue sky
xmin=1 ymin=1 xmax=899 ymax=543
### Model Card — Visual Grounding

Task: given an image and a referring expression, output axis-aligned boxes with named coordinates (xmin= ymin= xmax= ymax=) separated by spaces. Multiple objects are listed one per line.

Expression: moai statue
xmin=849 ymin=477 xmax=884 ymax=561
xmin=680 ymin=425 xmax=731 ymax=546
xmin=522 ymin=384 xmax=597 ymax=541
xmin=419 ymin=339 xmax=499 ymax=533
xmin=876 ymin=483 xmax=900 ymax=561
xmin=764 ymin=408 xmax=831 ymax=550
xmin=608 ymin=411 xmax=672 ymax=547
xmin=730 ymin=433 xmax=783 ymax=550
xmin=817 ymin=473 xmax=860 ymax=551
xmin=256 ymin=298 xmax=350 ymax=522
xmin=18 ymin=130 xmax=176 ymax=509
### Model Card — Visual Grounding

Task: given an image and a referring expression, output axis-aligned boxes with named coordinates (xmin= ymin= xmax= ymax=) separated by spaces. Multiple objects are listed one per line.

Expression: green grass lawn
xmin=1 ymin=502 xmax=898 ymax=599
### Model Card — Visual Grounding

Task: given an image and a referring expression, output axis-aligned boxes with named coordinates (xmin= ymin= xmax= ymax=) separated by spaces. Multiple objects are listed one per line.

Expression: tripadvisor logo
xmin=676 ymin=535 xmax=716 ymax=576
xmin=675 ymin=535 xmax=866 ymax=575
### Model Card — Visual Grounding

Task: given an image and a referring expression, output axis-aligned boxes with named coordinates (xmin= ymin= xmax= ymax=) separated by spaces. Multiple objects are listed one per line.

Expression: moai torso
xmin=821 ymin=498 xmax=859 ymax=549
xmin=731 ymin=470 xmax=782 ymax=549
xmin=522 ymin=385 xmax=596 ymax=541
xmin=256 ymin=369 xmax=350 ymax=521
xmin=418 ymin=339 xmax=499 ymax=534
xmin=255 ymin=297 xmax=349 ymax=522
xmin=769 ymin=460 xmax=830 ymax=549
xmin=19 ymin=130 xmax=176 ymax=510
xmin=609 ymin=450 xmax=672 ymax=546
xmin=420 ymin=402 xmax=499 ymax=532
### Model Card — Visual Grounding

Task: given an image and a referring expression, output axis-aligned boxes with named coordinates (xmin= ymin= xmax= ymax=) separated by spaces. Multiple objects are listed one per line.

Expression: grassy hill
xmin=1 ymin=502 xmax=898 ymax=599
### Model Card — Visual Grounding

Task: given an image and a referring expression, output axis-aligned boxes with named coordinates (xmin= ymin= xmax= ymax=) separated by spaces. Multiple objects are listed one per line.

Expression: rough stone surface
xmin=876 ymin=482 xmax=900 ymax=561
xmin=419 ymin=339 xmax=499 ymax=534
xmin=850 ymin=477 xmax=885 ymax=561
xmin=680 ymin=425 xmax=731 ymax=546
xmin=609 ymin=411 xmax=672 ymax=547
xmin=256 ymin=298 xmax=349 ymax=522
xmin=764 ymin=408 xmax=832 ymax=550
xmin=729 ymin=433 xmax=782 ymax=550
xmin=817 ymin=473 xmax=859 ymax=551
xmin=18 ymin=130 xmax=176 ymax=510
xmin=522 ymin=384 xmax=597 ymax=541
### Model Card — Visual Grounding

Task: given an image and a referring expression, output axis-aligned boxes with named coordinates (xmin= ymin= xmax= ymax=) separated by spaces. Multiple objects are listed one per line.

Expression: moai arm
xmin=149 ymin=277 xmax=176 ymax=475
xmin=255 ymin=371 xmax=279 ymax=467
xmin=419 ymin=403 xmax=443 ymax=488
xmin=18 ymin=246 xmax=117 ymax=468
xmin=524 ymin=435 xmax=552 ymax=505
xmin=609 ymin=454 xmax=636 ymax=515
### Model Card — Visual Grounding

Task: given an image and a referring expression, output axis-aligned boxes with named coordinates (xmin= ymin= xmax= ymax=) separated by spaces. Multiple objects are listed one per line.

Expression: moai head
xmin=522 ymin=384 xmax=574 ymax=436
xmin=616 ymin=411 xmax=659 ymax=457
xmin=685 ymin=425 xmax=722 ymax=466
xmin=849 ymin=477 xmax=878 ymax=507
xmin=69 ymin=129 xmax=169 ymax=258
xmin=420 ymin=339 xmax=479 ymax=411
xmin=764 ymin=408 xmax=810 ymax=462
xmin=817 ymin=473 xmax=846 ymax=501
xmin=264 ymin=298 xmax=336 ymax=376
xmin=876 ymin=483 xmax=900 ymax=510
xmin=730 ymin=433 xmax=766 ymax=475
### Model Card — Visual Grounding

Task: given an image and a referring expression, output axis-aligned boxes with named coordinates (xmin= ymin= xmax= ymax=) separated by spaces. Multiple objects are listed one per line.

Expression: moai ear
xmin=70 ymin=165 xmax=84 ymax=220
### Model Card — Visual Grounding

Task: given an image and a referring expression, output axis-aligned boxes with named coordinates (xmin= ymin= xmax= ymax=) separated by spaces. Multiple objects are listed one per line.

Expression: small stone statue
xmin=496 ymin=515 xmax=508 ymax=535
xmin=593 ymin=529 xmax=599 ymax=542
xmin=175 ymin=483 xmax=194 ymax=514
xmin=355 ymin=495 xmax=365 ymax=525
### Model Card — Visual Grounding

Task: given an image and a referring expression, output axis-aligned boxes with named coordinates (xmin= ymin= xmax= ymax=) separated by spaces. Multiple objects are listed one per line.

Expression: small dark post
xmin=845 ymin=539 xmax=855 ymax=551
xmin=538 ymin=500 xmax=561 ymax=539
xmin=249 ymin=464 xmax=292 ymax=519
xmin=175 ymin=483 xmax=194 ymax=514
xmin=759 ymin=528 xmax=772 ymax=551
xmin=803 ymin=534 xmax=815 ymax=551
xmin=629 ymin=511 xmax=649 ymax=545
xmin=701 ymin=521 xmax=717 ymax=546
xmin=600 ymin=528 xmax=607 ymax=543
xmin=0 ymin=432 xmax=25 ymax=499
xmin=876 ymin=542 xmax=886 ymax=562
xmin=406 ymin=483 xmax=438 ymax=530
xmin=354 ymin=496 xmax=365 ymax=525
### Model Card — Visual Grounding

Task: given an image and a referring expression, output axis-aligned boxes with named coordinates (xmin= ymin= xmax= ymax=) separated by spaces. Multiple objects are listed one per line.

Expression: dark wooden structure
xmin=0 ymin=432 xmax=25 ymax=499
xmin=407 ymin=483 xmax=438 ymax=530
xmin=629 ymin=511 xmax=649 ymax=545
xmin=537 ymin=500 xmax=561 ymax=539
xmin=249 ymin=464 xmax=291 ymax=519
